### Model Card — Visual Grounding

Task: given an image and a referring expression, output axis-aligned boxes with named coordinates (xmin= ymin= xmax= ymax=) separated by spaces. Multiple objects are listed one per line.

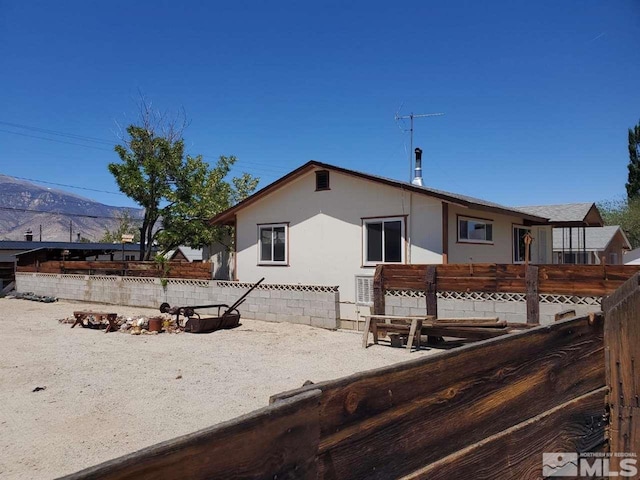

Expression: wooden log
xmin=419 ymin=325 xmax=511 ymax=340
xmin=554 ymin=309 xmax=576 ymax=322
xmin=526 ymin=265 xmax=539 ymax=325
xmin=62 ymin=389 xmax=321 ymax=480
xmin=602 ymin=273 xmax=640 ymax=473
xmin=401 ymin=387 xmax=608 ymax=480
xmin=432 ymin=317 xmax=502 ymax=326
xmin=271 ymin=314 xmax=605 ymax=480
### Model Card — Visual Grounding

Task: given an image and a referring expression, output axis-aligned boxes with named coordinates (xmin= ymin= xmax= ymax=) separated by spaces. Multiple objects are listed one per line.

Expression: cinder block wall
xmin=15 ymin=273 xmax=340 ymax=329
xmin=385 ymin=294 xmax=598 ymax=325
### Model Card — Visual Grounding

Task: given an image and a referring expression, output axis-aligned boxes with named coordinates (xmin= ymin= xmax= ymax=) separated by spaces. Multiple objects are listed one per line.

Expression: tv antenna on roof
xmin=395 ymin=110 xmax=444 ymax=182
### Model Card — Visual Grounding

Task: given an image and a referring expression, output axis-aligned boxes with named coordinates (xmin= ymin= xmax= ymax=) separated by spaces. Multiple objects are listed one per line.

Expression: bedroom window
xmin=258 ymin=224 xmax=288 ymax=265
xmin=363 ymin=217 xmax=405 ymax=266
xmin=458 ymin=216 xmax=493 ymax=244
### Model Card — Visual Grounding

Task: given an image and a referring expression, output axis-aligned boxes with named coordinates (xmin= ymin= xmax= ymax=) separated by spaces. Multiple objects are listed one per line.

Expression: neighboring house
xmin=166 ymin=246 xmax=204 ymax=263
xmin=550 ymin=226 xmax=631 ymax=265
xmin=516 ymin=203 xmax=608 ymax=264
xmin=209 ymin=161 xmax=588 ymax=320
xmin=624 ymin=247 xmax=640 ymax=265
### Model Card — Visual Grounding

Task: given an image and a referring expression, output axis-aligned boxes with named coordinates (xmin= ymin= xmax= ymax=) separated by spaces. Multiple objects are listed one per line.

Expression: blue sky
xmin=1 ymin=1 xmax=639 ymax=209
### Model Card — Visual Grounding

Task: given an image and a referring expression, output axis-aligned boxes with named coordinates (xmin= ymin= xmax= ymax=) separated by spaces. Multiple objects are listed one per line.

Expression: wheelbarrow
xmin=159 ymin=278 xmax=265 ymax=333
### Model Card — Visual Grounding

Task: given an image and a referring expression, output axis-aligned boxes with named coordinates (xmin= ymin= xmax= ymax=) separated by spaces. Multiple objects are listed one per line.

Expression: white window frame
xmin=257 ymin=223 xmax=288 ymax=265
xmin=458 ymin=216 xmax=494 ymax=244
xmin=513 ymin=225 xmax=532 ymax=264
xmin=362 ymin=216 xmax=406 ymax=267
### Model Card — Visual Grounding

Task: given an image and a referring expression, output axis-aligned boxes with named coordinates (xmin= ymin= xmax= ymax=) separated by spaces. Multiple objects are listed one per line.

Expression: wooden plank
xmin=271 ymin=315 xmax=605 ymax=480
xmin=432 ymin=317 xmax=502 ymax=325
xmin=602 ymin=273 xmax=640 ymax=473
xmin=361 ymin=316 xmax=371 ymax=348
xmin=525 ymin=265 xmax=539 ymax=325
xmin=419 ymin=325 xmax=511 ymax=340
xmin=407 ymin=318 xmax=419 ymax=351
xmin=401 ymin=387 xmax=608 ymax=480
xmin=62 ymin=389 xmax=321 ymax=480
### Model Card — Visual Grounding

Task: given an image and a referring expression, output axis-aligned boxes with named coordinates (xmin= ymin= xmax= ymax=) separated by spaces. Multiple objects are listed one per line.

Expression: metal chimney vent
xmin=412 ymin=147 xmax=423 ymax=186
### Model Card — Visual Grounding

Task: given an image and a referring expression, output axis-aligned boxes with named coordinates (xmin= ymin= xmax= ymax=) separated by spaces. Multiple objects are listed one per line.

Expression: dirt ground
xmin=0 ymin=297 xmax=439 ymax=479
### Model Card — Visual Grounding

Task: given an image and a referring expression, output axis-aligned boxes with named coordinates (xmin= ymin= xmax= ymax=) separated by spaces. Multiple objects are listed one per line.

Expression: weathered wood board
xmin=272 ymin=315 xmax=605 ymax=480
xmin=603 ymin=273 xmax=640 ymax=473
xmin=400 ymin=387 xmax=607 ymax=480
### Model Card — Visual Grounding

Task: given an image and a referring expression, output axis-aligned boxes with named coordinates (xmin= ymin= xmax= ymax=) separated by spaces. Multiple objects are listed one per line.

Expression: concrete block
xmin=287 ymin=315 xmax=311 ymax=325
xmin=504 ymin=313 xmax=527 ymax=323
xmin=303 ymin=307 xmax=325 ymax=318
xmin=450 ymin=300 xmax=473 ymax=312
xmin=401 ymin=297 xmax=420 ymax=309
xmin=286 ymin=307 xmax=305 ymax=316
xmin=311 ymin=316 xmax=338 ymax=329
xmin=392 ymin=306 xmax=411 ymax=317
xmin=386 ymin=296 xmax=403 ymax=307
xmin=473 ymin=301 xmax=495 ymax=313
xmin=494 ymin=302 xmax=522 ymax=314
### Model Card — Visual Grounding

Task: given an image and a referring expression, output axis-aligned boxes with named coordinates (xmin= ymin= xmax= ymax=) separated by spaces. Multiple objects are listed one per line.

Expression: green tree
xmin=100 ymin=210 xmax=142 ymax=243
xmin=598 ymin=198 xmax=640 ymax=249
xmin=625 ymin=120 xmax=640 ymax=200
xmin=109 ymin=103 xmax=258 ymax=260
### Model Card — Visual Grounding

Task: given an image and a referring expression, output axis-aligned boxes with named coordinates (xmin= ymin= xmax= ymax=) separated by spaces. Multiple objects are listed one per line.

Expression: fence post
xmin=526 ymin=265 xmax=539 ymax=324
xmin=602 ymin=273 xmax=640 ymax=469
xmin=426 ymin=266 xmax=437 ymax=317
xmin=373 ymin=265 xmax=385 ymax=315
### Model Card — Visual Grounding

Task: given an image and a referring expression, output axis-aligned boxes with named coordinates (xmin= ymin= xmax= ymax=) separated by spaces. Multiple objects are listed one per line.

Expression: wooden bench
xmin=362 ymin=315 xmax=436 ymax=352
xmin=72 ymin=311 xmax=119 ymax=333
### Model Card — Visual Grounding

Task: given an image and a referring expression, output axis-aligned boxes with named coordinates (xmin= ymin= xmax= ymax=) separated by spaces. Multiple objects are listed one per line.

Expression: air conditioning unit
xmin=355 ymin=275 xmax=374 ymax=306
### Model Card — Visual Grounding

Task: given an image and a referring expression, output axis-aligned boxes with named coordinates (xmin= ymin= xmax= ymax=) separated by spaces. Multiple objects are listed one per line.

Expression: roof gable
xmin=552 ymin=225 xmax=631 ymax=251
xmin=210 ymin=161 xmax=549 ymax=224
xmin=516 ymin=203 xmax=603 ymax=226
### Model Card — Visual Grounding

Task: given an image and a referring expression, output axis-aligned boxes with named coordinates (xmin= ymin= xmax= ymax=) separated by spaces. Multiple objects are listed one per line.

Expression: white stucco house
xmin=210 ymin=161 xmax=587 ymax=320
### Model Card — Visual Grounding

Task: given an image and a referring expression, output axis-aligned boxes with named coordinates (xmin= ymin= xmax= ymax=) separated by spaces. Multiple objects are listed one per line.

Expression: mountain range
xmin=0 ymin=174 xmax=143 ymax=242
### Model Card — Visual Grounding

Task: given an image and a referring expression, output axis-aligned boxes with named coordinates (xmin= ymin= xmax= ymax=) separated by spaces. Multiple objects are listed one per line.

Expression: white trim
xmin=512 ymin=225 xmax=531 ymax=264
xmin=362 ymin=216 xmax=406 ymax=266
xmin=458 ymin=216 xmax=494 ymax=244
xmin=257 ymin=223 xmax=288 ymax=265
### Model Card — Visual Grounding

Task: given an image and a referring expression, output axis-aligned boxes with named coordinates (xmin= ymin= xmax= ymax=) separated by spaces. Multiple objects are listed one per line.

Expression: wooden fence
xmin=376 ymin=263 xmax=640 ymax=296
xmin=374 ymin=263 xmax=640 ymax=325
xmin=16 ymin=261 xmax=212 ymax=280
xmin=603 ymin=273 xmax=640 ymax=474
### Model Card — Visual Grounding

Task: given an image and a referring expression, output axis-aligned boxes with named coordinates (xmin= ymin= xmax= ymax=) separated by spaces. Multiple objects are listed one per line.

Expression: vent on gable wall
xmin=355 ymin=275 xmax=374 ymax=306
xmin=315 ymin=170 xmax=330 ymax=191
